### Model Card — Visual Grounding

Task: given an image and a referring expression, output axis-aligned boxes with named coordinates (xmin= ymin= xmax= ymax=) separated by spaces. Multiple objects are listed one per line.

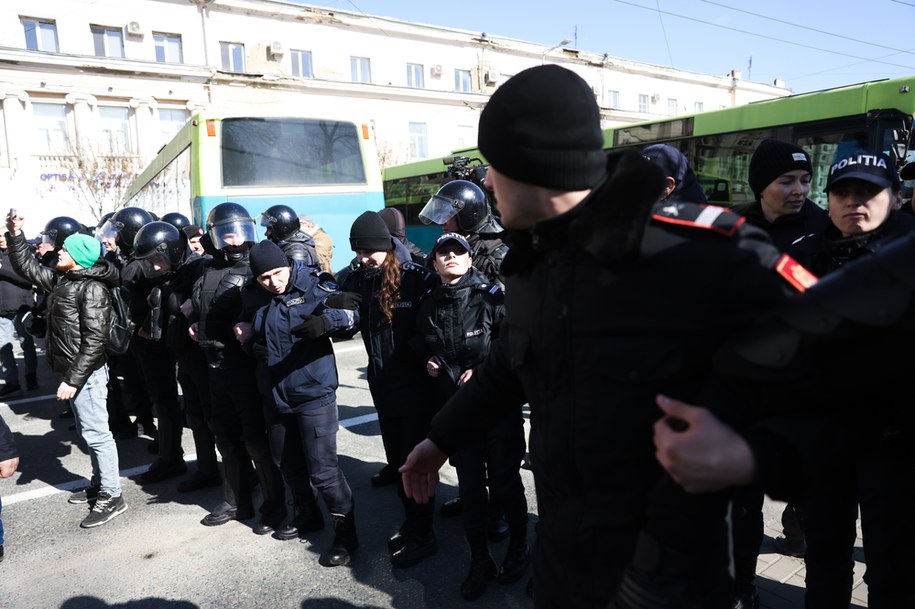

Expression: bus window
xmin=221 ymin=118 xmax=367 ymax=187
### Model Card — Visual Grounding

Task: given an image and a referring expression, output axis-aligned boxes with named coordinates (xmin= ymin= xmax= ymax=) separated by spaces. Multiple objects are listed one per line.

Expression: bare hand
xmin=57 ymin=381 xmax=77 ymax=401
xmin=400 ymin=438 xmax=447 ymax=504
xmin=0 ymin=456 xmax=19 ymax=478
xmin=653 ymin=394 xmax=756 ymax=493
xmin=6 ymin=211 xmax=23 ymax=236
xmin=188 ymin=322 xmax=199 ymax=342
xmin=457 ymin=369 xmax=473 ymax=385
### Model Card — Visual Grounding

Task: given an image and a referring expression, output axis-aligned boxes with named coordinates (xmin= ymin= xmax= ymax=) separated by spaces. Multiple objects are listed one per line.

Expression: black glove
xmin=291 ymin=315 xmax=332 ymax=339
xmin=251 ymin=340 xmax=268 ymax=360
xmin=324 ymin=291 xmax=362 ymax=310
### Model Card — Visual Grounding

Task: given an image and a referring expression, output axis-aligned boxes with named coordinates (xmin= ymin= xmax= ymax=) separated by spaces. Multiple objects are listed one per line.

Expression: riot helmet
xmin=97 ymin=206 xmax=154 ymax=254
xmin=205 ymin=202 xmax=257 ymax=250
xmin=258 ymin=204 xmax=300 ymax=242
xmin=40 ymin=216 xmax=82 ymax=250
xmin=133 ymin=221 xmax=186 ymax=270
xmin=161 ymin=212 xmax=191 ymax=230
xmin=419 ymin=180 xmax=498 ymax=234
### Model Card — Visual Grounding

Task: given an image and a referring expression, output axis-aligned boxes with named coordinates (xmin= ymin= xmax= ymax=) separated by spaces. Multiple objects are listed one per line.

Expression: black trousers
xmin=132 ymin=336 xmax=183 ymax=464
xmin=208 ymin=365 xmax=285 ymax=514
xmin=177 ymin=349 xmax=218 ymax=478
xmin=451 ymin=412 xmax=527 ymax=534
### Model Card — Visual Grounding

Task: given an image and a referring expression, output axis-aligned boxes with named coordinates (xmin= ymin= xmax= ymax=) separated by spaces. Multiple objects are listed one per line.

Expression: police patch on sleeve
xmin=775 ymin=254 xmax=818 ymax=293
xmin=651 ymin=202 xmax=745 ymax=237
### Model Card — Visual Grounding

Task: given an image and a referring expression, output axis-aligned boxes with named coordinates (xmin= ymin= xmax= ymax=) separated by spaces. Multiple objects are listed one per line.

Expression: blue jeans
xmin=1 ymin=493 xmax=5 ymax=545
xmin=71 ymin=365 xmax=121 ymax=496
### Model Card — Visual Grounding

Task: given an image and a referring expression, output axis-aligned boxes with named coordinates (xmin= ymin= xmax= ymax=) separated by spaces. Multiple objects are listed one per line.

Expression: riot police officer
xmin=37 ymin=216 xmax=82 ymax=266
xmin=129 ymin=222 xmax=188 ymax=484
xmin=420 ymin=180 xmax=508 ymax=289
xmin=189 ymin=202 xmax=286 ymax=533
xmin=257 ymin=204 xmax=319 ymax=267
xmin=134 ymin=221 xmax=221 ymax=492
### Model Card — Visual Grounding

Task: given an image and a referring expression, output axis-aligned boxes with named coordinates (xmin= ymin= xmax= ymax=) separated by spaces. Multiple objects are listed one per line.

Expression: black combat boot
xmin=460 ymin=528 xmax=497 ymax=600
xmin=497 ymin=528 xmax=530 ymax=584
xmin=327 ymin=508 xmax=358 ymax=566
xmin=273 ymin=490 xmax=324 ymax=541
xmin=390 ymin=499 xmax=437 ymax=568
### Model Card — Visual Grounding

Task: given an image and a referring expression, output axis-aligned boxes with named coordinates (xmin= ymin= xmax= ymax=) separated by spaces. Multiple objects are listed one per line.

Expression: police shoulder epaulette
xmin=774 ymin=254 xmax=818 ymax=293
xmin=316 ymin=271 xmax=339 ymax=293
xmin=403 ymin=260 xmax=433 ymax=275
xmin=651 ymin=202 xmax=745 ymax=237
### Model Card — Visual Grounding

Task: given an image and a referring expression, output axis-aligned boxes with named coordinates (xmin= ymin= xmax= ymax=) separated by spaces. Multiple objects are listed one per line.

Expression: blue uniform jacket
xmin=252 ymin=261 xmax=357 ymax=413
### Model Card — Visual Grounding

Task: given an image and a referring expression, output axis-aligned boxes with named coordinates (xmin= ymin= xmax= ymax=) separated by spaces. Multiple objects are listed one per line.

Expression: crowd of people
xmin=1 ymin=63 xmax=913 ymax=609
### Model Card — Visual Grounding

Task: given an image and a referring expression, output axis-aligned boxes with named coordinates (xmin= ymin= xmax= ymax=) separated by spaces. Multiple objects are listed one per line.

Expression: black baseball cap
xmin=430 ymin=232 xmax=471 ymax=257
xmin=825 ymin=149 xmax=900 ymax=192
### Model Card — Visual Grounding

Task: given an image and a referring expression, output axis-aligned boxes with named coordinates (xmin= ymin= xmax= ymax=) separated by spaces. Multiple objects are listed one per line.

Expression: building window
xmin=351 ymin=56 xmax=371 ymax=83
xmin=32 ymin=102 xmax=70 ymax=154
xmin=21 ymin=17 xmax=58 ymax=52
xmin=607 ymin=90 xmax=620 ymax=109
xmin=153 ymin=33 xmax=183 ymax=63
xmin=638 ymin=94 xmax=649 ymax=113
xmin=91 ymin=25 xmax=124 ymax=58
xmin=407 ymin=63 xmax=424 ymax=88
xmin=291 ymin=49 xmax=313 ymax=78
xmin=158 ymin=108 xmax=187 ymax=145
xmin=456 ymin=124 xmax=474 ymax=149
xmin=667 ymin=98 xmax=678 ymax=116
xmin=408 ymin=122 xmax=427 ymax=159
xmin=98 ymin=106 xmax=133 ymax=155
xmin=694 ymin=101 xmax=704 ymax=113
xmin=220 ymin=42 xmax=245 ymax=72
xmin=454 ymin=69 xmax=472 ymax=93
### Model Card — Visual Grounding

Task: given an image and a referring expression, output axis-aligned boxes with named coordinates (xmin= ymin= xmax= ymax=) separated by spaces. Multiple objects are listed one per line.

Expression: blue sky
xmin=290 ymin=0 xmax=915 ymax=94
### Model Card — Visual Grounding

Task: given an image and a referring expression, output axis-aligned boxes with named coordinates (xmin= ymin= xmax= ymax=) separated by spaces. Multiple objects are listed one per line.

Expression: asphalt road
xmin=0 ymin=338 xmax=866 ymax=608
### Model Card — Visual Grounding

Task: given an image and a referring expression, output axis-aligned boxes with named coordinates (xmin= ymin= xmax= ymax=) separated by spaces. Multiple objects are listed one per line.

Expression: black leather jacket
xmin=6 ymin=231 xmax=118 ymax=387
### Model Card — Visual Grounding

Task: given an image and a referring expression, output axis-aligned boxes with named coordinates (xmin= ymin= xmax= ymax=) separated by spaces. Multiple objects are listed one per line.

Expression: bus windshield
xmin=221 ymin=118 xmax=367 ymax=187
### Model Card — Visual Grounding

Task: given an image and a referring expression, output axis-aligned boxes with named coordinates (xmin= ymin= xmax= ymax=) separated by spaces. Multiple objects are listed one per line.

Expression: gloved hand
xmin=324 ymin=291 xmax=362 ymax=310
xmin=251 ymin=340 xmax=268 ymax=360
xmin=292 ymin=315 xmax=332 ymax=339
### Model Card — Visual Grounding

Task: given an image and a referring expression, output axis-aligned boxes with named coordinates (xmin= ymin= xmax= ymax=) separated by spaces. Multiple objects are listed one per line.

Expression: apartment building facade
xmin=0 ymin=0 xmax=790 ymax=229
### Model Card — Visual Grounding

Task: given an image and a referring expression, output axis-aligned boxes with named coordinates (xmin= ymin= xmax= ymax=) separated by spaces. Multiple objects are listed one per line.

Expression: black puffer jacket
xmin=6 ymin=231 xmax=118 ymax=387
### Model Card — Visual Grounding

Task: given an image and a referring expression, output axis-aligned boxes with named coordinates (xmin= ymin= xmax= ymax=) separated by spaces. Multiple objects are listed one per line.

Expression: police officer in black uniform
xmin=401 ymin=65 xmax=804 ymax=609
xmin=189 ymin=202 xmax=286 ymax=533
xmin=420 ymin=180 xmax=509 ymax=289
xmin=96 ymin=207 xmax=159 ymax=442
xmin=150 ymin=219 xmax=222 ymax=493
xmin=257 ymin=204 xmax=319 ymax=268
xmin=655 ymin=229 xmax=915 ymax=609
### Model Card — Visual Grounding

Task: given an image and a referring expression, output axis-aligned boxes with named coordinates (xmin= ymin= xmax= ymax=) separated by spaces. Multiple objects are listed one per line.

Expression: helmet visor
xmin=40 ymin=230 xmax=57 ymax=245
xmin=138 ymin=252 xmax=172 ymax=276
xmin=257 ymin=212 xmax=276 ymax=228
xmin=209 ymin=219 xmax=257 ymax=249
xmin=418 ymin=195 xmax=460 ymax=226
xmin=96 ymin=220 xmax=120 ymax=242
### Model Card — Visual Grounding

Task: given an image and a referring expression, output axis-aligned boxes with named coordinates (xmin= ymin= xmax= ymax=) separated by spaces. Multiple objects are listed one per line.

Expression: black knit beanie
xmin=349 ymin=211 xmax=394 ymax=252
xmin=478 ymin=65 xmax=606 ymax=190
xmin=748 ymin=139 xmax=812 ymax=200
xmin=249 ymin=239 xmax=289 ymax=277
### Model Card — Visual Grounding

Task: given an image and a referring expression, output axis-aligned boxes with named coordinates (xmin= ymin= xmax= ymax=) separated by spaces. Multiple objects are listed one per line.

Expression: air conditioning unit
xmin=430 ymin=64 xmax=443 ymax=77
xmin=126 ymin=21 xmax=143 ymax=35
xmin=483 ymin=70 xmax=498 ymax=85
xmin=268 ymin=41 xmax=284 ymax=56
